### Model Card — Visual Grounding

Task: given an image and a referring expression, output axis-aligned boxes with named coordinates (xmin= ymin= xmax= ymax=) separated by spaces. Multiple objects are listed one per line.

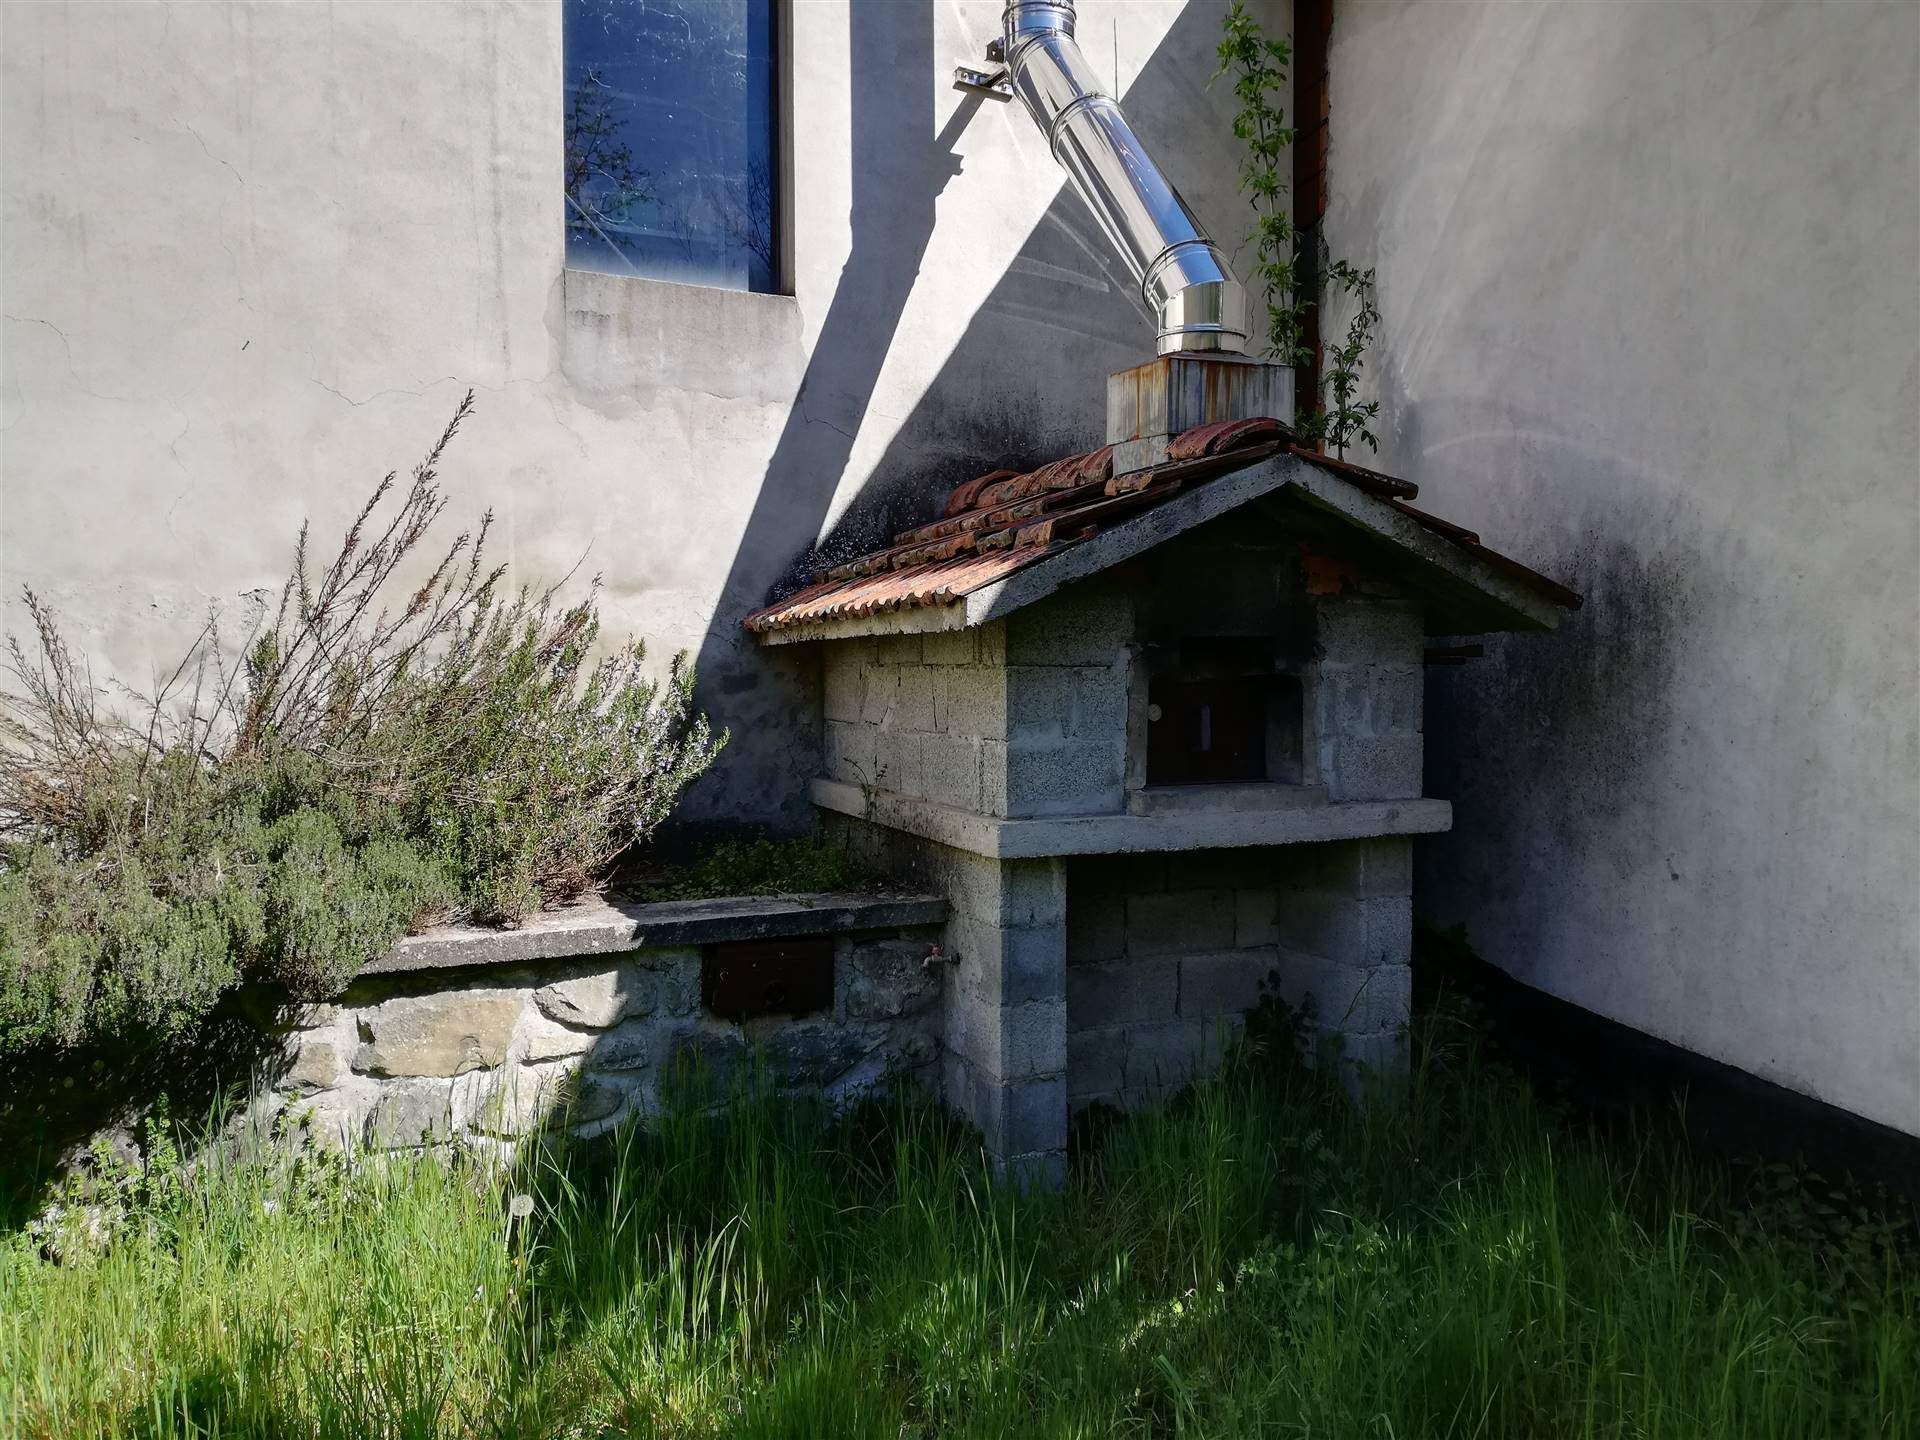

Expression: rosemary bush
xmin=0 ymin=395 xmax=723 ymax=1057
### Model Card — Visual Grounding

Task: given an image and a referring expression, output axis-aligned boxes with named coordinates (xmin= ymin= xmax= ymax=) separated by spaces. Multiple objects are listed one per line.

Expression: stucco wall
xmin=0 ymin=0 xmax=1267 ymax=832
xmin=1322 ymin=1 xmax=1920 ymax=1133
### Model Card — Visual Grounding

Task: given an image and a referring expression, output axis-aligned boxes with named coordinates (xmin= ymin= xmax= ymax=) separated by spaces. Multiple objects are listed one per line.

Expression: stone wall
xmin=1309 ymin=594 xmax=1425 ymax=803
xmin=260 ymin=923 xmax=945 ymax=1154
xmin=1001 ymin=581 xmax=1135 ymax=817
xmin=1065 ymin=839 xmax=1414 ymax=1111
xmin=824 ymin=625 xmax=1007 ymax=813
xmin=823 ymin=597 xmax=1135 ymax=821
xmin=815 ymin=545 xmax=1434 ymax=1176
xmin=824 ymin=555 xmax=1426 ymax=823
xmin=825 ymin=813 xmax=1070 ymax=1187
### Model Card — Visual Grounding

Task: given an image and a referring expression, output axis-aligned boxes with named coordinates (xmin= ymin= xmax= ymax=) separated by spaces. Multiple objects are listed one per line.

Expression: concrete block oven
xmin=745 ymin=0 xmax=1577 ymax=1183
xmin=746 ymin=353 xmax=1581 ymax=1184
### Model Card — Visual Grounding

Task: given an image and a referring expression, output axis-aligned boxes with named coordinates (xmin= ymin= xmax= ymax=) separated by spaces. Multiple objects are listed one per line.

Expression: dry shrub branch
xmin=0 ymin=394 xmax=724 ymax=1056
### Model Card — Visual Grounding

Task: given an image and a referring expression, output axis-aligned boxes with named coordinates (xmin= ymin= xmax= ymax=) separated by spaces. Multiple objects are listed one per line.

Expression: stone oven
xmin=747 ymin=354 xmax=1580 ymax=1185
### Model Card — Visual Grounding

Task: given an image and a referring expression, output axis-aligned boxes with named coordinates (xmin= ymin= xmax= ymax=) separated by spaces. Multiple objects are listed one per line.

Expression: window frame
xmin=560 ymin=0 xmax=793 ymax=299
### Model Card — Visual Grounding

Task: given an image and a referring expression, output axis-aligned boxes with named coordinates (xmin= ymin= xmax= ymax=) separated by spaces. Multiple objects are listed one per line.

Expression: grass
xmin=618 ymin=835 xmax=877 ymax=904
xmin=2 ymin=1010 xmax=1913 ymax=1439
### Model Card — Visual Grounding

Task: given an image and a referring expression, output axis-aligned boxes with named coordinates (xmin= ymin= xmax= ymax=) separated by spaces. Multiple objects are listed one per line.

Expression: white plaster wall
xmin=0 ymin=0 xmax=1265 ymax=830
xmin=1323 ymin=1 xmax=1920 ymax=1133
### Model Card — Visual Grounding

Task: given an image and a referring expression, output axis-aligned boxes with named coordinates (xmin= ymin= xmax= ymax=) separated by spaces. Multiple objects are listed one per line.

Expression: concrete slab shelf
xmin=363 ymin=891 xmax=949 ymax=978
xmin=811 ymin=778 xmax=1451 ymax=860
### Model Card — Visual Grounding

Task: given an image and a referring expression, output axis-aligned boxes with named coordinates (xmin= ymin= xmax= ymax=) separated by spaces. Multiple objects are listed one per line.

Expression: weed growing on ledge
xmin=623 ymin=834 xmax=875 ymax=902
xmin=0 ymin=394 xmax=724 ymax=1060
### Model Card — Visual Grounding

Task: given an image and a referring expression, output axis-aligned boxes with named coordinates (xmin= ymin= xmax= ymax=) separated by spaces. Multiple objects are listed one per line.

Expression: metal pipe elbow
xmin=1145 ymin=242 xmax=1250 ymax=356
xmin=1002 ymin=0 xmax=1249 ymax=355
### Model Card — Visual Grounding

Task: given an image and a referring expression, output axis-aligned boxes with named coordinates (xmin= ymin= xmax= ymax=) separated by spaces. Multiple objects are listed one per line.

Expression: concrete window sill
xmin=563 ymin=266 xmax=798 ymax=306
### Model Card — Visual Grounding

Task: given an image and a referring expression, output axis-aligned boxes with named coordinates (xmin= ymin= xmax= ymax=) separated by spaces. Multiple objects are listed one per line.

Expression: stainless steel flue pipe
xmin=1002 ymin=0 xmax=1249 ymax=354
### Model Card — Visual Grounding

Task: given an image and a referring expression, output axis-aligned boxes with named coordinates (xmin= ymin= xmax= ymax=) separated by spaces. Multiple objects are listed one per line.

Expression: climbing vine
xmin=1215 ymin=1 xmax=1382 ymax=459
xmin=1215 ymin=3 xmax=1310 ymax=368
xmin=1316 ymin=254 xmax=1381 ymax=458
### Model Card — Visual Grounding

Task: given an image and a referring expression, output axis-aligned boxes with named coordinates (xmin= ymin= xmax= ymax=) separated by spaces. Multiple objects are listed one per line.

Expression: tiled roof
xmin=743 ymin=418 xmax=1579 ymax=635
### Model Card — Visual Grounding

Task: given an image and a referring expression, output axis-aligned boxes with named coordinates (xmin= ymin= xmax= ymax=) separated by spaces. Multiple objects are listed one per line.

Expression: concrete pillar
xmin=825 ymin=813 xmax=1070 ymax=1185
xmin=1272 ymin=836 xmax=1414 ymax=1084
xmin=1309 ymin=593 xmax=1425 ymax=802
xmin=939 ymin=854 xmax=1069 ymax=1187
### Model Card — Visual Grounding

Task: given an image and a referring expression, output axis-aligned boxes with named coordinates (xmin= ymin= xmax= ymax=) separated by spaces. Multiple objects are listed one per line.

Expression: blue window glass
xmin=564 ymin=0 xmax=779 ymax=293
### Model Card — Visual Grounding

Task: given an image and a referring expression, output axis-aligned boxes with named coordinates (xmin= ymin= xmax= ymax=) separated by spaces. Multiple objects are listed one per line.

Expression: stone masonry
xmin=770 ymin=353 xmax=1568 ymax=1183
xmin=1066 ymin=840 xmax=1414 ymax=1111
xmin=823 ymin=582 xmax=1135 ymax=820
xmin=826 ymin=813 xmax=1071 ymax=1188
xmin=1311 ymin=593 xmax=1425 ymax=802
xmin=811 ymin=493 xmax=1449 ymax=1179
xmin=258 ymin=915 xmax=946 ymax=1155
xmin=277 ymin=599 xmax=1424 ymax=1170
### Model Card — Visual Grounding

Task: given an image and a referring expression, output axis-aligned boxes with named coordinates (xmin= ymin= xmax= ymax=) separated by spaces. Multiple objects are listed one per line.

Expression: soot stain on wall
xmin=1423 ymin=527 xmax=1691 ymax=917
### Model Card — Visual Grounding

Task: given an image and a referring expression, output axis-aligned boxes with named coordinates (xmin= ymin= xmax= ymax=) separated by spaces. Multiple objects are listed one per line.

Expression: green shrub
xmin=0 ymin=394 xmax=724 ymax=1057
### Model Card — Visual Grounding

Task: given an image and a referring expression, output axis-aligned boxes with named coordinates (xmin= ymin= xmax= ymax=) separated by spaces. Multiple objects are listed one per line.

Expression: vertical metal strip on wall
xmin=1293 ymin=0 xmax=1332 ymax=427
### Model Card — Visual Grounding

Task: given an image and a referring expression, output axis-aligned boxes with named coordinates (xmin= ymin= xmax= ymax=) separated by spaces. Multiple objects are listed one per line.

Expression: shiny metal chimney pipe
xmin=1001 ymin=0 xmax=1249 ymax=355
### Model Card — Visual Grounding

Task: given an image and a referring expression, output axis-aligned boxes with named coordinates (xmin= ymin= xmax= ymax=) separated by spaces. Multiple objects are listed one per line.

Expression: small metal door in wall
xmin=702 ymin=938 xmax=834 ymax=1021
xmin=1147 ymin=676 xmax=1268 ymax=783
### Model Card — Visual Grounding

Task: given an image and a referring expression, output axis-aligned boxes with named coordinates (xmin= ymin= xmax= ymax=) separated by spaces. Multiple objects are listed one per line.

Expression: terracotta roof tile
xmin=740 ymin=420 xmax=1579 ymax=635
xmin=943 ymin=469 xmax=1015 ymax=518
xmin=1166 ymin=416 xmax=1293 ymax=461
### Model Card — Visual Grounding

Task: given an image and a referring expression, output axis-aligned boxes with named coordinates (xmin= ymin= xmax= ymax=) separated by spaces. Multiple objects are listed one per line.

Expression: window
xmin=564 ymin=0 xmax=780 ymax=293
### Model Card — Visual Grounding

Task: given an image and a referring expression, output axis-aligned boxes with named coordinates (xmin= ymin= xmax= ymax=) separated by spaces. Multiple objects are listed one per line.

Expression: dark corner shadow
xmin=687 ymin=2 xmax=1220 ymax=832
xmin=0 ymin=993 xmax=301 ymax=1230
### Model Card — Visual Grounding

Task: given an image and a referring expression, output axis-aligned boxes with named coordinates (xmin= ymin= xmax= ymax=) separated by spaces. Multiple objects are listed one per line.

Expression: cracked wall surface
xmin=0 ymin=0 xmax=1268 ymax=833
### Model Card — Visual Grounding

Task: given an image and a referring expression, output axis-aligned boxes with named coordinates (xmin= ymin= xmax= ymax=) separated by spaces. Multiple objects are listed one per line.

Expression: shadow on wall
xmin=684 ymin=1 xmax=1225 ymax=832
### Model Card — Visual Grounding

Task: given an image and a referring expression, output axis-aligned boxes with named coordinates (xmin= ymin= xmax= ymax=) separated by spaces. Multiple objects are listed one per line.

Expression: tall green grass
xmin=3 ymin=1016 xmax=1912 ymax=1438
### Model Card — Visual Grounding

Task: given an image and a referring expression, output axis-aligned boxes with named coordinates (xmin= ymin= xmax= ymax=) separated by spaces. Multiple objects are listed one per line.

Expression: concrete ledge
xmin=1126 ymin=782 xmax=1329 ymax=816
xmin=812 ymin=779 xmax=1451 ymax=859
xmin=364 ymin=892 xmax=949 ymax=978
